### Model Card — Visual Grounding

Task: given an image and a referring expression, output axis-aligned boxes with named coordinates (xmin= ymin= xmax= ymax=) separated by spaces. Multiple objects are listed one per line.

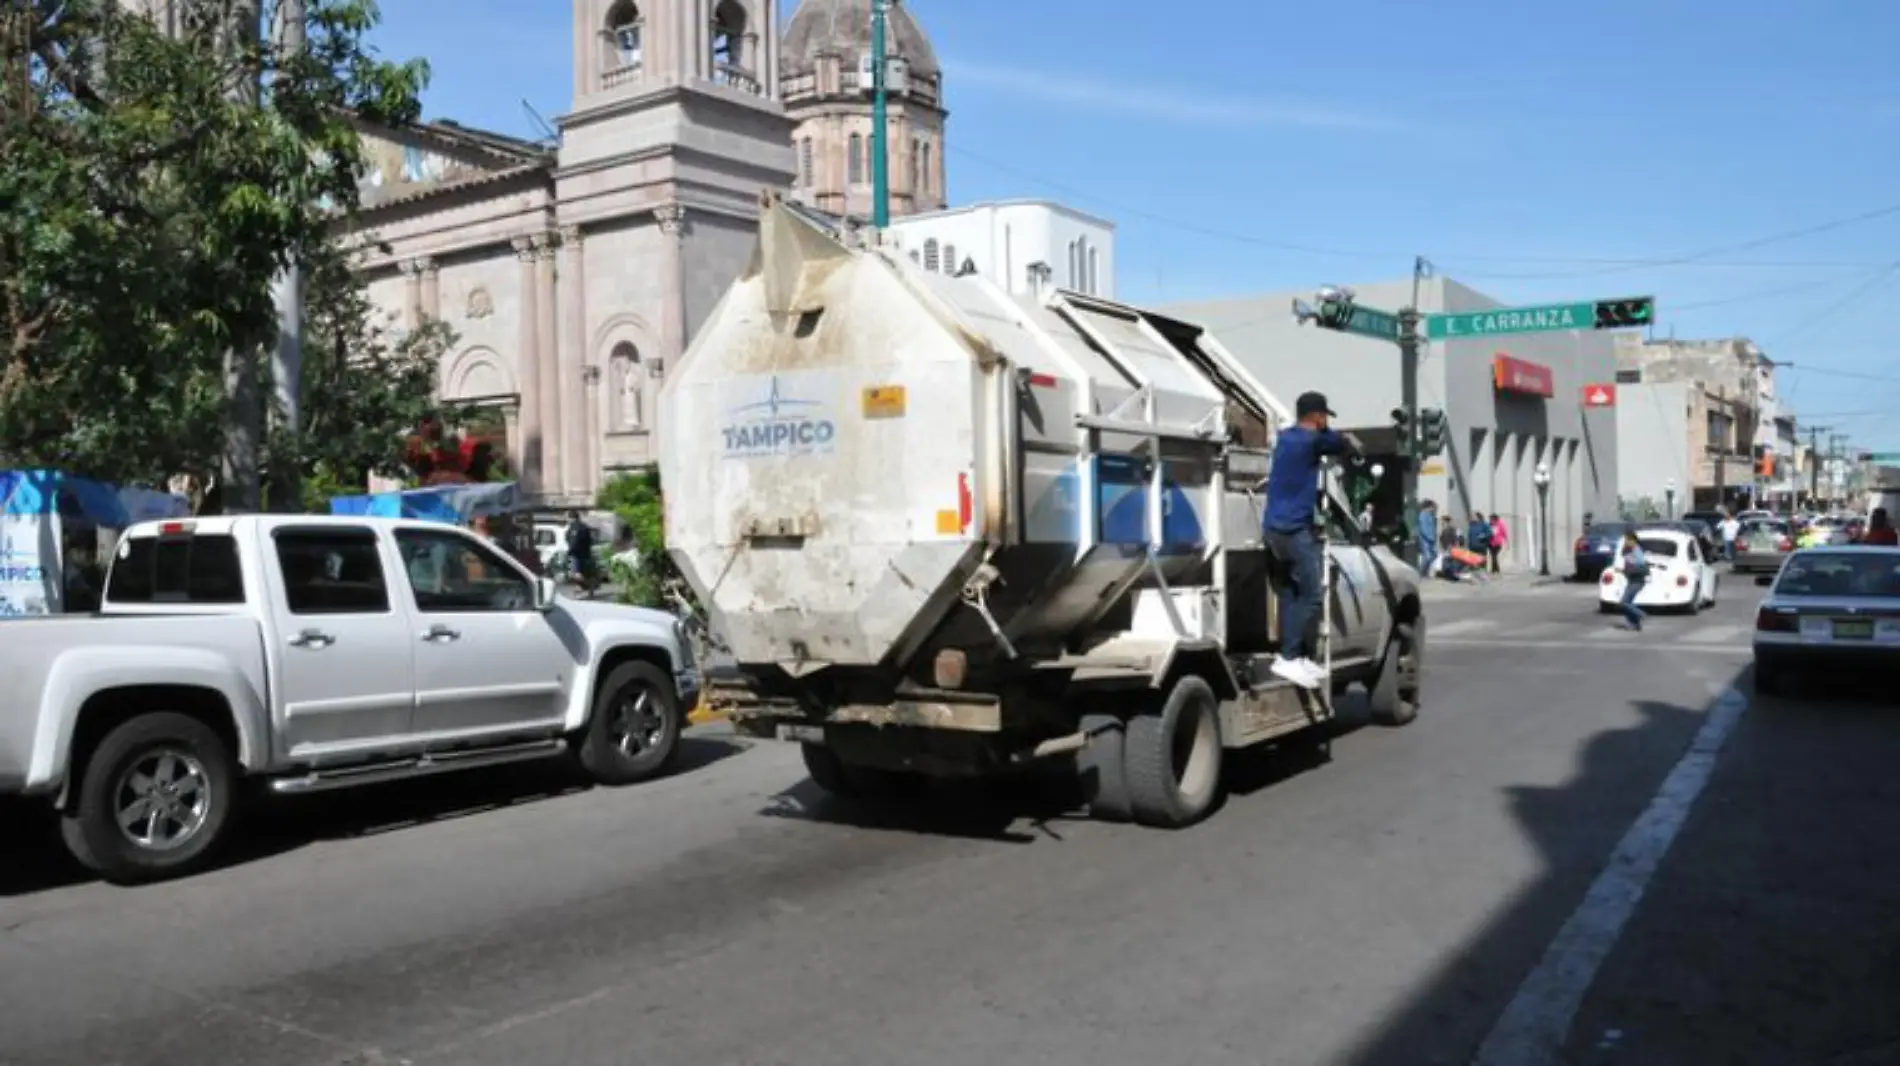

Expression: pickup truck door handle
xmin=421 ymin=625 xmax=461 ymax=643
xmin=288 ymin=629 xmax=335 ymax=649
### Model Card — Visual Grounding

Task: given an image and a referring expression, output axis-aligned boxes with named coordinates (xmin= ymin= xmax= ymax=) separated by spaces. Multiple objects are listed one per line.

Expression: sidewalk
xmin=1419 ymin=569 xmax=1573 ymax=600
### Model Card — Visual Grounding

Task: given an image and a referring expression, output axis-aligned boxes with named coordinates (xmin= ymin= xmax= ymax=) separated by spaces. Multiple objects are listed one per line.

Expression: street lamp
xmin=1664 ymin=477 xmax=1677 ymax=520
xmin=1533 ymin=461 xmax=1552 ymax=577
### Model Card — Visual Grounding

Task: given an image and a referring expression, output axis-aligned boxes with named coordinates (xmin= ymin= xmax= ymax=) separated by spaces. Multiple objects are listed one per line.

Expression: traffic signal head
xmin=1418 ymin=407 xmax=1450 ymax=457
xmin=1593 ymin=297 xmax=1655 ymax=330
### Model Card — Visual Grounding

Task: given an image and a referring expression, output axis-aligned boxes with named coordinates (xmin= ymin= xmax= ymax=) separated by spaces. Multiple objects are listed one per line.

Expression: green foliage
xmin=598 ymin=469 xmax=676 ymax=609
xmin=0 ymin=0 xmax=429 ymax=488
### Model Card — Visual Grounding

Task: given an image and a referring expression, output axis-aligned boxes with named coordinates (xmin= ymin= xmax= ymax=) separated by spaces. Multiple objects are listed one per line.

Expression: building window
xmin=1088 ymin=246 xmax=1100 ymax=295
xmin=908 ymin=138 xmax=920 ymax=192
xmin=944 ymin=244 xmax=957 ymax=274
xmin=921 ymin=140 xmax=932 ymax=194
xmin=847 ymin=133 xmax=863 ymax=184
xmin=1067 ymin=240 xmax=1078 ymax=288
xmin=606 ymin=0 xmax=642 ymax=69
xmin=924 ymin=239 xmax=940 ymax=272
xmin=799 ymin=138 xmax=813 ymax=186
xmin=711 ymin=0 xmax=745 ymax=69
xmin=609 ymin=343 xmax=643 ymax=429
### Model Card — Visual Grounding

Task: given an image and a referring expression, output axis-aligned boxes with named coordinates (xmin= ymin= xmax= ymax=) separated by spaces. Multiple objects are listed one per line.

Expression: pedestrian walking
xmin=1417 ymin=499 xmax=1439 ymax=575
xmin=565 ymin=511 xmax=598 ymax=595
xmin=1718 ymin=510 xmax=1742 ymax=561
xmin=1466 ymin=513 xmax=1493 ymax=575
xmin=1260 ymin=391 xmax=1359 ymax=689
xmin=1488 ymin=513 xmax=1508 ymax=573
xmin=1616 ymin=530 xmax=1651 ymax=631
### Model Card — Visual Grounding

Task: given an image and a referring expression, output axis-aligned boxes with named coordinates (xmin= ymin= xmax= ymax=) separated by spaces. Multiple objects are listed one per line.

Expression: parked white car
xmin=0 ymin=515 xmax=699 ymax=883
xmin=1598 ymin=528 xmax=1720 ymax=614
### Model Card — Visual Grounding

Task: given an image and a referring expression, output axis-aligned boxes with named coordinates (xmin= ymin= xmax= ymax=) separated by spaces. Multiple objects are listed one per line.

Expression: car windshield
xmin=1775 ymin=553 xmax=1900 ymax=598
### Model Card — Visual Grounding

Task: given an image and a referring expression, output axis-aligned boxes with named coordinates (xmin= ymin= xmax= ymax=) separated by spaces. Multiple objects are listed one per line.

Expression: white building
xmin=886 ymin=199 xmax=1115 ymax=298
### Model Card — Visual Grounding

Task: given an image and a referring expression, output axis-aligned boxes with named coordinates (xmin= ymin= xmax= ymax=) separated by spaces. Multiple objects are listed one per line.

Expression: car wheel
xmin=60 ymin=712 xmax=238 ymax=885
xmin=578 ymin=660 xmax=683 ymax=785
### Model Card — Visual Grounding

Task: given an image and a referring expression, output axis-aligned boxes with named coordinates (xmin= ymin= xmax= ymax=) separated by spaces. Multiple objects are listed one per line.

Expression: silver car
xmin=1752 ymin=546 xmax=1900 ymax=695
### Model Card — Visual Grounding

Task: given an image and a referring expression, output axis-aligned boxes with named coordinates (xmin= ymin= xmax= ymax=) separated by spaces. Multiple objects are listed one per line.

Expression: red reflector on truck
xmin=957 ymin=473 xmax=973 ymax=533
xmin=158 ymin=521 xmax=192 ymax=535
xmin=1026 ymin=372 xmax=1058 ymax=389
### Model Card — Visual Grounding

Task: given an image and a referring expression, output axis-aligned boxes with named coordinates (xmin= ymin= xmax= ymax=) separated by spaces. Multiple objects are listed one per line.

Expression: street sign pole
xmin=1398 ymin=306 xmax=1421 ymax=568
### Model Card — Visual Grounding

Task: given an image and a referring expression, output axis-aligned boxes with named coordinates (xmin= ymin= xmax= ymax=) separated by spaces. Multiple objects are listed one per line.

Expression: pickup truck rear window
xmin=106 ymin=534 xmax=246 ymax=604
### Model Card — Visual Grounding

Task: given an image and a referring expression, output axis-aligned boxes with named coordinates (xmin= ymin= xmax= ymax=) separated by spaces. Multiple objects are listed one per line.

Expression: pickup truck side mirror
xmin=533 ymin=576 xmax=558 ymax=612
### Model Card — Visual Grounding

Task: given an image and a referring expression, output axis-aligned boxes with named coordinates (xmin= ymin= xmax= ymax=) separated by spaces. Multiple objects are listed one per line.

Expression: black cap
xmin=1295 ymin=391 xmax=1336 ymax=419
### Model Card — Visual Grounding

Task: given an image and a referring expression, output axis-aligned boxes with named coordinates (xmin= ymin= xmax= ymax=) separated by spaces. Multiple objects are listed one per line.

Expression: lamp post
xmin=1664 ymin=477 xmax=1677 ymax=520
xmin=1533 ymin=461 xmax=1551 ymax=577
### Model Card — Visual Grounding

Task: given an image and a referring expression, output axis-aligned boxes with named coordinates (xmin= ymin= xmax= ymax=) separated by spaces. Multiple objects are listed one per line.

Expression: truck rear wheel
xmin=1368 ymin=624 xmax=1420 ymax=727
xmin=578 ymin=661 xmax=683 ymax=785
xmin=1125 ymin=677 xmax=1223 ymax=828
xmin=1077 ymin=713 xmax=1133 ymax=822
xmin=800 ymin=743 xmax=923 ymax=801
xmin=60 ymin=712 xmax=237 ymax=885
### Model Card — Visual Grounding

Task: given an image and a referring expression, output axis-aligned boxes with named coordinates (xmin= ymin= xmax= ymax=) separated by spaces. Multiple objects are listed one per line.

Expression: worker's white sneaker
xmin=1271 ymin=657 xmax=1322 ymax=689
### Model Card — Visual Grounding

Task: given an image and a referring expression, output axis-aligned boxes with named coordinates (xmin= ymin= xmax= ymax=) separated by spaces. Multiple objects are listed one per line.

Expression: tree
xmin=0 ymin=0 xmax=428 ymax=489
xmin=286 ymin=238 xmax=464 ymax=510
xmin=599 ymin=470 xmax=674 ymax=608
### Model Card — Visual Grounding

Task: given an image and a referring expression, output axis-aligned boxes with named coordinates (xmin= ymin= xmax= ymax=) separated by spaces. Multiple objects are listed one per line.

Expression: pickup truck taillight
xmin=1756 ymin=608 xmax=1797 ymax=633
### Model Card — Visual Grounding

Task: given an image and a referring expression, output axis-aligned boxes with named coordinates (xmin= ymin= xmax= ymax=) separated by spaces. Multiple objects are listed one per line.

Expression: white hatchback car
xmin=1598 ymin=528 xmax=1720 ymax=614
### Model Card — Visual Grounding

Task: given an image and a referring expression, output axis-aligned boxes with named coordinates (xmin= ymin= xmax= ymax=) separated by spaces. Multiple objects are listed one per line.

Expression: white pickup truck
xmin=0 ymin=514 xmax=700 ymax=883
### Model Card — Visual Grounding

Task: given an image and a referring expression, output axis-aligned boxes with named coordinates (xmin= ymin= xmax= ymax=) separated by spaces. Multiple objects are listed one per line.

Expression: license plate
xmin=1833 ymin=619 xmax=1875 ymax=640
xmin=779 ymin=723 xmax=824 ymax=743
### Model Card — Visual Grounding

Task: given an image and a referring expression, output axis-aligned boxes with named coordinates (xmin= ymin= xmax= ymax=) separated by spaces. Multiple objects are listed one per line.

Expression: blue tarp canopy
xmin=0 ymin=469 xmax=186 ymax=527
xmin=329 ymin=482 xmax=525 ymax=526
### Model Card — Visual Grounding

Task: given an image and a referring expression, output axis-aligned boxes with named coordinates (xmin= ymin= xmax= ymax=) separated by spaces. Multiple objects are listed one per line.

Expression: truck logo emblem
xmin=721 ymin=375 xmax=837 ymax=458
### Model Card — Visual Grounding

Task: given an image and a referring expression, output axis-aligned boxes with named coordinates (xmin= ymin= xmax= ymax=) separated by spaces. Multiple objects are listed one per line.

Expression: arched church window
xmin=921 ymin=141 xmax=932 ymax=194
xmin=606 ymin=0 xmax=642 ymax=70
xmin=1088 ymin=246 xmax=1100 ymax=295
xmin=923 ymin=239 xmax=940 ymax=272
xmin=609 ymin=343 xmax=643 ymax=429
xmin=799 ymin=138 xmax=813 ymax=186
xmin=908 ymin=138 xmax=920 ymax=192
xmin=1067 ymin=240 xmax=1078 ymax=288
xmin=944 ymin=244 xmax=957 ymax=274
xmin=847 ymin=133 xmax=863 ymax=184
xmin=712 ymin=0 xmax=746 ymax=70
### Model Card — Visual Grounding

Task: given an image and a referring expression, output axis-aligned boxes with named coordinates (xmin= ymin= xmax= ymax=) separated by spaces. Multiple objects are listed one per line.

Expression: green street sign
xmin=1425 ymin=296 xmax=1656 ymax=341
xmin=1867 ymin=453 xmax=1900 ymax=463
xmin=1328 ymin=303 xmax=1403 ymax=341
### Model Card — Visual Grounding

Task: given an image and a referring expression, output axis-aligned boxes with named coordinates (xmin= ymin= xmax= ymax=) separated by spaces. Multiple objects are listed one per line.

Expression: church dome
xmin=782 ymin=0 xmax=940 ymax=78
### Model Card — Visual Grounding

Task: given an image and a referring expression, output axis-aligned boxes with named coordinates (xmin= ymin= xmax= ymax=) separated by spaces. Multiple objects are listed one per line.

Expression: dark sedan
xmin=1573 ymin=521 xmax=1631 ymax=580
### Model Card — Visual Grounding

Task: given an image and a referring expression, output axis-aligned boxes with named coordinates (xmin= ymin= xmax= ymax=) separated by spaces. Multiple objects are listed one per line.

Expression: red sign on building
xmin=1581 ymin=383 xmax=1617 ymax=408
xmin=1492 ymin=354 xmax=1555 ymax=398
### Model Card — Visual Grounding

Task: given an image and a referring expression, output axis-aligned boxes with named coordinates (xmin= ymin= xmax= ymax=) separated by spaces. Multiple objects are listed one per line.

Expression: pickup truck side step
xmin=268 ymin=737 xmax=568 ymax=795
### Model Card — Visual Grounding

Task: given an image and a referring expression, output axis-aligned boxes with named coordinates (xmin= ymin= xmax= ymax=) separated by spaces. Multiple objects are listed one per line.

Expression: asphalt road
xmin=2 ymin=576 xmax=1889 ymax=1066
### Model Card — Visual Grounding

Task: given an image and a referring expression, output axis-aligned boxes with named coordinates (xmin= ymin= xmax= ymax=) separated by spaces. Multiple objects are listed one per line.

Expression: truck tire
xmin=799 ymin=743 xmax=922 ymax=801
xmin=578 ymin=661 xmax=683 ymax=785
xmin=1076 ymin=713 xmax=1133 ymax=822
xmin=1367 ymin=627 xmax=1418 ymax=726
xmin=1125 ymin=677 xmax=1223 ymax=829
xmin=60 ymin=712 xmax=237 ymax=885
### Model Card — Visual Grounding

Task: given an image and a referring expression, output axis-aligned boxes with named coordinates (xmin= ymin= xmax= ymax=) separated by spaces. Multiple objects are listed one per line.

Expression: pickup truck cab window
xmin=106 ymin=534 xmax=245 ymax=604
xmin=274 ymin=529 xmax=390 ymax=615
xmin=394 ymin=528 xmax=534 ymax=612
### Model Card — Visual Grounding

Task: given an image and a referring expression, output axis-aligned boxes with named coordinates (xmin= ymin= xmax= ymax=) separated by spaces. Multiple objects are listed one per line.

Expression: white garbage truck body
xmin=661 ymin=195 xmax=1424 ymax=826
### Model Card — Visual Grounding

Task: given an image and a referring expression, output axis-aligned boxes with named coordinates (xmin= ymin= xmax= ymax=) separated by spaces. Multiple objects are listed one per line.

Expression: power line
xmin=1762 ymin=263 xmax=1900 ymax=348
xmin=948 ymin=144 xmax=1900 ymax=276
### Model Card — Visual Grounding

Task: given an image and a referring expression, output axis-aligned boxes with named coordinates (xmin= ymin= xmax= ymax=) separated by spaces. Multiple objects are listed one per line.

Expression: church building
xmin=339 ymin=0 xmax=949 ymax=506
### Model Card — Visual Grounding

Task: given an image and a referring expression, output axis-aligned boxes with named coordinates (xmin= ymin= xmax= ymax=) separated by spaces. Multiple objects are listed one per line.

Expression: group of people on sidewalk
xmin=1416 ymin=502 xmax=1509 ymax=582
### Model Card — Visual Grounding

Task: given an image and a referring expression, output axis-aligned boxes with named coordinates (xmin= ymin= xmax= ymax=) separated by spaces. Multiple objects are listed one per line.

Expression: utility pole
xmin=869 ymin=0 xmax=891 ymax=228
xmin=266 ymin=0 xmax=305 ymax=512
xmin=1807 ymin=425 xmax=1832 ymax=506
xmin=1396 ymin=256 xmax=1431 ymax=566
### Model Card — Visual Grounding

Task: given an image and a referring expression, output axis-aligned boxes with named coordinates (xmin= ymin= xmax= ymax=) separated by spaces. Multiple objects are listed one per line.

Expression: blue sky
xmin=371 ymin=0 xmax=1900 ymax=449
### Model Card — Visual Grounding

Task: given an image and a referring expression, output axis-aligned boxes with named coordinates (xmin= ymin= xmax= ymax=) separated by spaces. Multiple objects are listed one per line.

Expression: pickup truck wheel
xmin=60 ymin=713 xmax=235 ymax=885
xmin=1368 ymin=627 xmax=1418 ymax=727
xmin=1125 ymin=677 xmax=1223 ymax=829
xmin=579 ymin=661 xmax=682 ymax=785
xmin=1076 ymin=713 xmax=1133 ymax=822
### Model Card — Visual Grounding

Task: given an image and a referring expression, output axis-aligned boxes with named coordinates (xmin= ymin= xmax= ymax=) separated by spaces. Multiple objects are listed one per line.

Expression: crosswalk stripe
xmin=1680 ymin=623 xmax=1748 ymax=645
xmin=1432 ymin=618 xmax=1499 ymax=637
xmin=1583 ymin=626 xmax=1621 ymax=641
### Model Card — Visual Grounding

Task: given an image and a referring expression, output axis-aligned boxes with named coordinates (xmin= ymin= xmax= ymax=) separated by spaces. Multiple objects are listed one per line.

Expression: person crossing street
xmin=1615 ymin=530 xmax=1651 ymax=632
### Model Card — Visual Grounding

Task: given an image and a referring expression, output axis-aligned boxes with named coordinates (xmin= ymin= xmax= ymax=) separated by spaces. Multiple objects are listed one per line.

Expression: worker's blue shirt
xmin=1262 ymin=426 xmax=1349 ymax=533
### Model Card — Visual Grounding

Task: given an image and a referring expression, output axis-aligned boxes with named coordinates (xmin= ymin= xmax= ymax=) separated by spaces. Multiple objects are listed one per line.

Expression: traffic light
xmin=1593 ymin=296 xmax=1655 ymax=330
xmin=1390 ymin=406 xmax=1412 ymax=445
xmin=1418 ymin=408 xmax=1449 ymax=457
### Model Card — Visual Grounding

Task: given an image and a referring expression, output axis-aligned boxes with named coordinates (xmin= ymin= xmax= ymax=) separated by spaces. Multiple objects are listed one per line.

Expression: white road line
xmin=1471 ymin=685 xmax=1752 ymax=1065
xmin=1679 ymin=623 xmax=1747 ymax=645
xmin=1431 ymin=618 xmax=1500 ymax=637
xmin=1431 ymin=637 xmax=1750 ymax=656
xmin=1582 ymin=626 xmax=1621 ymax=641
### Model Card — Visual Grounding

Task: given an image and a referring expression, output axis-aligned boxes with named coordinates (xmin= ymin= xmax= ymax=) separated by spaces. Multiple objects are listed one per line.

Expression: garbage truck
xmin=659 ymin=193 xmax=1425 ymax=828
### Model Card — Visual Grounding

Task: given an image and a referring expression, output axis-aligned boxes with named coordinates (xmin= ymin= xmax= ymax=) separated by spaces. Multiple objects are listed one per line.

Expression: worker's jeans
xmin=1265 ymin=527 xmax=1323 ymax=660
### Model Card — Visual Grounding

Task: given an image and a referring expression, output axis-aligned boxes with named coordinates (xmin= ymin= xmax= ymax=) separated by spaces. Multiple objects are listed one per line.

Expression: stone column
xmin=418 ymin=257 xmax=440 ymax=320
xmin=763 ymin=0 xmax=779 ymax=97
xmin=534 ymin=234 xmax=561 ymax=497
xmin=511 ymin=235 xmax=543 ymax=496
xmin=654 ymin=202 xmax=688 ymax=468
xmin=400 ymin=259 xmax=423 ymax=329
xmin=558 ymin=225 xmax=589 ymax=498
xmin=583 ymin=365 xmax=603 ymax=491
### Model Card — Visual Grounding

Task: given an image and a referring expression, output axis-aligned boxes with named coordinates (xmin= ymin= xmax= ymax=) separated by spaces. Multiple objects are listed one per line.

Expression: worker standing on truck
xmin=1261 ymin=391 xmax=1357 ymax=689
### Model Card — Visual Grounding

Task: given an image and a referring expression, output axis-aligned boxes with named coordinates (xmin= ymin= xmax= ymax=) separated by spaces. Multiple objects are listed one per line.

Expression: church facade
xmin=341 ymin=0 xmax=947 ymax=506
